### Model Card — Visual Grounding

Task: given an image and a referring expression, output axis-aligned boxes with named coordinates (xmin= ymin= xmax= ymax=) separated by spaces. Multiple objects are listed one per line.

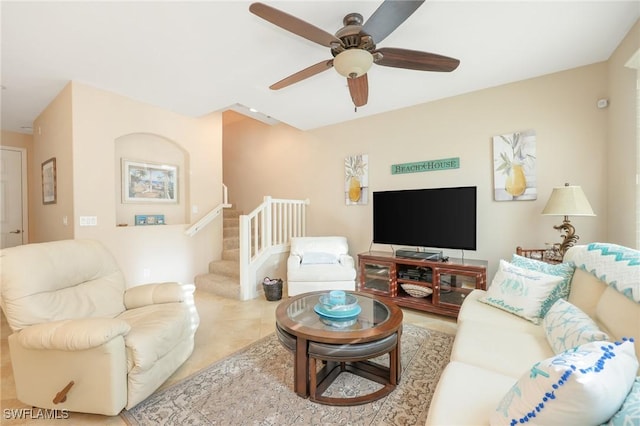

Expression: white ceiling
xmin=2 ymin=1 xmax=639 ymax=133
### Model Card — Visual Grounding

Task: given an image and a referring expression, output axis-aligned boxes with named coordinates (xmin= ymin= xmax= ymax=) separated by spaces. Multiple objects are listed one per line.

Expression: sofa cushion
xmin=290 ymin=236 xmax=349 ymax=257
xmin=567 ymin=267 xmax=607 ymax=318
xmin=596 ymin=287 xmax=640 ymax=368
xmin=511 ymin=254 xmax=575 ymax=317
xmin=490 ymin=339 xmax=639 ymax=426
xmin=426 ymin=361 xmax=517 ymax=426
xmin=300 ymin=252 xmax=339 ymax=265
xmin=288 ymin=263 xmax=356 ymax=282
xmin=481 ymin=260 xmax=563 ymax=324
xmin=118 ymin=302 xmax=194 ymax=372
xmin=542 ymin=298 xmax=609 ymax=354
xmin=451 ymin=320 xmax=553 ymax=378
xmin=16 ymin=318 xmax=131 ymax=351
xmin=458 ymin=290 xmax=543 ymax=334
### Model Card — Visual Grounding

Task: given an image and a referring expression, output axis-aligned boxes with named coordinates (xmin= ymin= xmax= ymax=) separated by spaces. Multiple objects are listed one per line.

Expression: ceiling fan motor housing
xmin=332 ymin=12 xmax=376 ymax=57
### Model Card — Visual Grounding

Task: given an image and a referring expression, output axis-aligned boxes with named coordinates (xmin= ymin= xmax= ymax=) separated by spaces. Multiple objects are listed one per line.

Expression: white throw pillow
xmin=604 ymin=376 xmax=640 ymax=425
xmin=490 ymin=339 xmax=639 ymax=426
xmin=481 ymin=260 xmax=564 ymax=324
xmin=543 ymin=298 xmax=609 ymax=354
xmin=511 ymin=254 xmax=575 ymax=317
xmin=300 ymin=252 xmax=339 ymax=265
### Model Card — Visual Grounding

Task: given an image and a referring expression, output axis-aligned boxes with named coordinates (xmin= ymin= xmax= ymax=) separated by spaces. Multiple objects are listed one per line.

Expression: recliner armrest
xmin=16 ymin=317 xmax=131 ymax=351
xmin=124 ymin=282 xmax=189 ymax=310
xmin=287 ymin=254 xmax=302 ymax=270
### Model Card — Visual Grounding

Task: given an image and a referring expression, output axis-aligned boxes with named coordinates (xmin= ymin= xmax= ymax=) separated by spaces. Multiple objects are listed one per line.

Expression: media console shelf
xmin=357 ymin=251 xmax=488 ymax=318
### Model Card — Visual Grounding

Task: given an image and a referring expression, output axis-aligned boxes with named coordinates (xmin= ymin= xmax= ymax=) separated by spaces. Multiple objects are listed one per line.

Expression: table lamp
xmin=541 ymin=183 xmax=595 ymax=257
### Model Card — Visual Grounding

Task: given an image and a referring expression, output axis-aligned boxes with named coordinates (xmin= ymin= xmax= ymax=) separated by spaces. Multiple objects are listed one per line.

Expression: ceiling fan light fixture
xmin=333 ymin=49 xmax=373 ymax=78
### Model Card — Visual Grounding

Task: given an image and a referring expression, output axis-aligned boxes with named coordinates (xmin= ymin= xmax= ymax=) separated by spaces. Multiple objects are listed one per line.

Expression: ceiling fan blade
xmin=375 ymin=47 xmax=460 ymax=72
xmin=270 ymin=59 xmax=334 ymax=90
xmin=362 ymin=0 xmax=425 ymax=44
xmin=250 ymin=2 xmax=342 ymax=48
xmin=347 ymin=74 xmax=369 ymax=107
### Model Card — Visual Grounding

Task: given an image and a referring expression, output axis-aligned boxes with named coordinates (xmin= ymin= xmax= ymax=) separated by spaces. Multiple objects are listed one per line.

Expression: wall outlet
xmin=143 ymin=268 xmax=151 ymax=278
xmin=79 ymin=216 xmax=98 ymax=226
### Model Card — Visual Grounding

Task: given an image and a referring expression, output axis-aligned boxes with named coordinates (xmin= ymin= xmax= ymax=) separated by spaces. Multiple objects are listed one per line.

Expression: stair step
xmin=209 ymin=259 xmax=239 ymax=277
xmin=223 ymin=208 xmax=241 ymax=218
xmin=224 ymin=217 xmax=239 ymax=228
xmin=223 ymin=226 xmax=239 ymax=238
xmin=195 ymin=273 xmax=240 ymax=300
xmin=222 ymin=248 xmax=239 ymax=262
xmin=224 ymin=236 xmax=239 ymax=250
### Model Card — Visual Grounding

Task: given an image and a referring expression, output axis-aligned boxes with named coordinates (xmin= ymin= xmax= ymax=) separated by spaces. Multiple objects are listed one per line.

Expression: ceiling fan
xmin=249 ymin=0 xmax=460 ymax=109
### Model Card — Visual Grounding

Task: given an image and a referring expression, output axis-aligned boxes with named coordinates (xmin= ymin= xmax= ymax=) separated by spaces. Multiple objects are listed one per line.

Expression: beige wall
xmin=0 ymin=130 xmax=32 ymax=151
xmin=32 ymin=84 xmax=75 ymax=242
xmin=224 ymin=62 xmax=612 ymax=278
xmin=30 ymin=82 xmax=224 ymax=286
xmin=607 ymin=19 xmax=639 ymax=247
xmin=1 ymin=131 xmax=34 ymax=242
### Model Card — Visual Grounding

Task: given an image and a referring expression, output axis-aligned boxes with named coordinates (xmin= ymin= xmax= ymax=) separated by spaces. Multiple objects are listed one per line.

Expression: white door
xmin=0 ymin=147 xmax=27 ymax=248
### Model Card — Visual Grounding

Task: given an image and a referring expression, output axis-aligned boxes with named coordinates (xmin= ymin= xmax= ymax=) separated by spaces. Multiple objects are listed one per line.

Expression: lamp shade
xmin=541 ymin=185 xmax=596 ymax=216
xmin=333 ymin=49 xmax=373 ymax=78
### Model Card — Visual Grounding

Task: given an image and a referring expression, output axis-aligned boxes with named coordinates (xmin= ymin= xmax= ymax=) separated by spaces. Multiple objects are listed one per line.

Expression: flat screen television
xmin=373 ymin=186 xmax=477 ymax=251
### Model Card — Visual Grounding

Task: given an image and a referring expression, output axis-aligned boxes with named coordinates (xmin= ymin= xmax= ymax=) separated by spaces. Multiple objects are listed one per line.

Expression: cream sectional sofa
xmin=427 ymin=243 xmax=640 ymax=426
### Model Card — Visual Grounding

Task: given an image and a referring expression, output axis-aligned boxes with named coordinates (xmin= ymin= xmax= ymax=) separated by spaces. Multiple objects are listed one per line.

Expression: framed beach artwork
xmin=122 ymin=159 xmax=178 ymax=203
xmin=492 ymin=130 xmax=537 ymax=201
xmin=345 ymin=154 xmax=368 ymax=205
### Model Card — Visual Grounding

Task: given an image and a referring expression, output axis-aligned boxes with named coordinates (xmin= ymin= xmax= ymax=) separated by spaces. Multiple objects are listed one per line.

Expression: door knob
xmin=9 ymin=230 xmax=21 ymax=234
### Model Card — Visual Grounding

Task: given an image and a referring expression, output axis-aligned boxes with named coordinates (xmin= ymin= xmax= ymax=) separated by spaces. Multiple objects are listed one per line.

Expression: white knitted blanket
xmin=564 ymin=243 xmax=640 ymax=303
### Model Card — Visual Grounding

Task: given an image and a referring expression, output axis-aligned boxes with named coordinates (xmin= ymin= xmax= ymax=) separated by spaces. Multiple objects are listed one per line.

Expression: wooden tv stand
xmin=357 ymin=251 xmax=488 ymax=318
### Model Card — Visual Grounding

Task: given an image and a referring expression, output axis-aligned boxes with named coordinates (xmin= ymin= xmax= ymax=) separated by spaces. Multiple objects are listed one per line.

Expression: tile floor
xmin=1 ymin=291 xmax=457 ymax=425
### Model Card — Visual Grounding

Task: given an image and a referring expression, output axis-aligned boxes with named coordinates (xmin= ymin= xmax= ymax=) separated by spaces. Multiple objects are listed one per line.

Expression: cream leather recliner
xmin=287 ymin=236 xmax=357 ymax=296
xmin=0 ymin=239 xmax=199 ymax=415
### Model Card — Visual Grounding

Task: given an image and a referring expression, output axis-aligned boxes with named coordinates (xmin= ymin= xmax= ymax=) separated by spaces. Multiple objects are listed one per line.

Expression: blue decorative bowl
xmin=314 ymin=300 xmax=361 ymax=328
xmin=318 ymin=293 xmax=359 ymax=313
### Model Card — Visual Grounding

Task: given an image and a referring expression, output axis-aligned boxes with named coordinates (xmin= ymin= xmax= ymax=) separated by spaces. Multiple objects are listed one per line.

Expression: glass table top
xmin=285 ymin=292 xmax=390 ymax=331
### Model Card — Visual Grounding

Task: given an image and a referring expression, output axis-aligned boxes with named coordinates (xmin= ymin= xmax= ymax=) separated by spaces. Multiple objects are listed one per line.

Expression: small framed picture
xmin=135 ymin=214 xmax=166 ymax=226
xmin=42 ymin=157 xmax=57 ymax=205
xmin=122 ymin=159 xmax=178 ymax=203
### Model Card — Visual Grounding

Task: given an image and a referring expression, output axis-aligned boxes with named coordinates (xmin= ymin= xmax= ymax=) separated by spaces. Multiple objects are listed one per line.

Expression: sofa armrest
xmin=124 ymin=282 xmax=188 ymax=310
xmin=287 ymin=254 xmax=302 ymax=271
xmin=16 ymin=318 xmax=131 ymax=351
xmin=338 ymin=254 xmax=355 ymax=269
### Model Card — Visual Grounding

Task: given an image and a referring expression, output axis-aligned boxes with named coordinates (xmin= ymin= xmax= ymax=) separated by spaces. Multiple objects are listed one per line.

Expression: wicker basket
xmin=401 ymin=283 xmax=433 ymax=298
xmin=262 ymin=278 xmax=283 ymax=301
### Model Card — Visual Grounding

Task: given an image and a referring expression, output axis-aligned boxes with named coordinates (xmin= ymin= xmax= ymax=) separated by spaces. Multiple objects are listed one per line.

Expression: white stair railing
xmin=239 ymin=196 xmax=309 ymax=300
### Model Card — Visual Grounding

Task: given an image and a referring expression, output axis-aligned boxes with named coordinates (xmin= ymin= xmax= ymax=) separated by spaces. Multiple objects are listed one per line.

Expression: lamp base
xmin=553 ymin=216 xmax=579 ymax=258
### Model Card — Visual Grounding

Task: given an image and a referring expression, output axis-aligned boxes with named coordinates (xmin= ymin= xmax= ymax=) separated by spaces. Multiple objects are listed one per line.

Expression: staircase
xmin=194 ymin=207 xmax=242 ymax=299
xmin=194 ymin=196 xmax=309 ymax=301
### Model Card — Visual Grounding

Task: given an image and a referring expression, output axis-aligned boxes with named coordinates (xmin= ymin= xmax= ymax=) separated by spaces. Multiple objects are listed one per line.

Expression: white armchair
xmin=0 ymin=239 xmax=199 ymax=415
xmin=287 ymin=236 xmax=357 ymax=296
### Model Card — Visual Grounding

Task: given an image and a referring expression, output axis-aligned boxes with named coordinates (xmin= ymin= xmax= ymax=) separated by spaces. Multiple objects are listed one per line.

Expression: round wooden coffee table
xmin=275 ymin=291 xmax=403 ymax=406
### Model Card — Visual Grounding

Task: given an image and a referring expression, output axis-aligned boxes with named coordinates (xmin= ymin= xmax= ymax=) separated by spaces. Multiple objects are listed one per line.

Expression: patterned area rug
xmin=121 ymin=324 xmax=454 ymax=425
